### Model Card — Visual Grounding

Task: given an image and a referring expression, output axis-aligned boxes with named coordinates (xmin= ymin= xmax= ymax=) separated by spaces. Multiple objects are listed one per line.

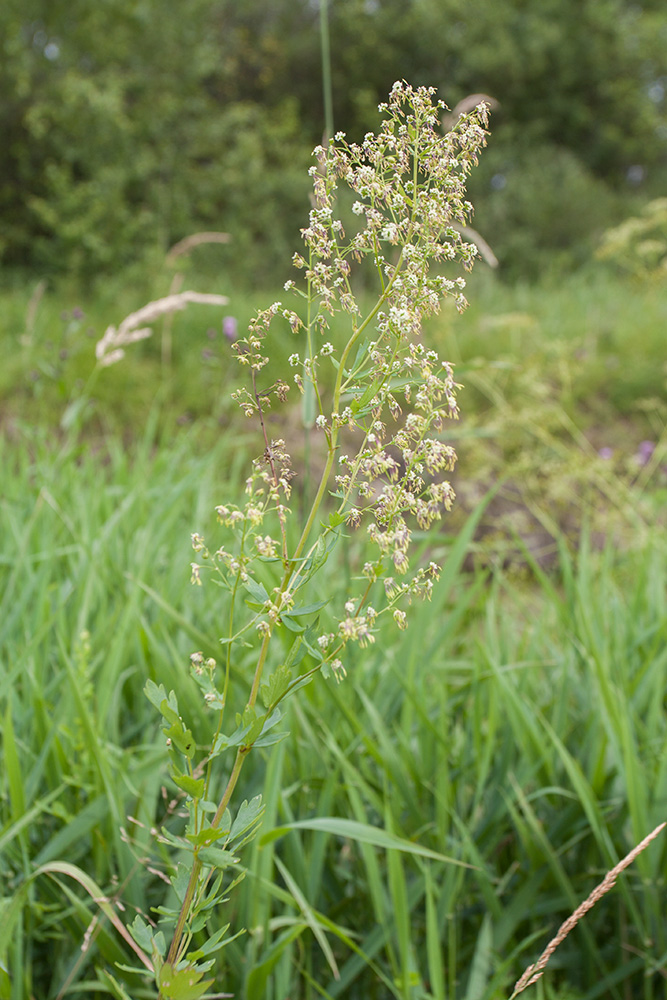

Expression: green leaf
xmin=463 ymin=914 xmax=493 ymax=1000
xmin=3 ymin=704 xmax=25 ymax=820
xmin=218 ymin=635 xmax=253 ymax=647
xmin=198 ymin=846 xmax=238 ymax=868
xmin=275 ymin=856 xmax=339 ymax=980
xmin=280 ymin=672 xmax=317 ymax=705
xmin=199 ymin=799 xmax=221 ymax=814
xmin=244 ymin=713 xmax=268 ymax=745
xmin=170 ymin=771 xmax=205 ymax=800
xmin=0 ymin=962 xmax=10 ymax=1000
xmin=128 ymin=914 xmax=153 ymax=952
xmin=347 ymin=337 xmax=371 ymax=377
xmin=160 ymin=827 xmax=190 ymax=850
xmin=171 ymin=862 xmax=192 ymax=902
xmin=230 ymin=795 xmax=264 ymax=843
xmin=261 ymin=818 xmax=474 ymax=869
xmin=159 ymin=699 xmax=181 ymax=726
xmin=33 ymin=793 xmax=108 ymax=866
xmin=211 ymin=716 xmax=256 ymax=756
xmin=254 ymin=708 xmax=282 ymax=742
xmin=299 ymin=631 xmax=325 ymax=662
xmin=29 ymin=861 xmax=152 ymax=972
xmin=162 ymin=721 xmax=196 ymax=758
xmin=145 ymin=678 xmax=179 ymax=719
xmin=153 ymin=930 xmax=166 ymax=958
xmin=351 ymin=376 xmax=382 ymax=413
xmin=187 ymin=923 xmax=231 ymax=961
xmin=197 ymin=923 xmax=240 ymax=958
xmin=152 ymin=904 xmax=181 ymax=920
xmin=283 ymin=632 xmax=309 ymax=670
xmin=260 ymin=665 xmax=292 ymax=708
xmin=302 ymin=375 xmax=316 ymax=429
xmin=293 ymin=531 xmax=339 ymax=589
xmin=278 ymin=614 xmax=305 ymax=633
xmin=425 ymin=869 xmax=445 ymax=1000
xmin=158 ymin=963 xmax=214 ymax=1000
xmin=186 ymin=826 xmax=229 ymax=848
xmin=244 ymin=577 xmax=269 ymax=605
xmin=253 ymin=729 xmax=289 ymax=749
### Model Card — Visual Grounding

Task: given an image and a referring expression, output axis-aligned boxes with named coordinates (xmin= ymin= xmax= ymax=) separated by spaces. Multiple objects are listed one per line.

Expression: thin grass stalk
xmin=319 ymin=0 xmax=333 ymax=140
xmin=510 ymin=822 xmax=666 ymax=998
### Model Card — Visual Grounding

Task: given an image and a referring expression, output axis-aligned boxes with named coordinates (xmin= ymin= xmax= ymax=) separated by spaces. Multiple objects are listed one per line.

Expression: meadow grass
xmin=2 ymin=265 xmax=665 ymax=440
xmin=0 ymin=266 xmax=666 ymax=998
xmin=1 ymin=413 xmax=665 ymax=999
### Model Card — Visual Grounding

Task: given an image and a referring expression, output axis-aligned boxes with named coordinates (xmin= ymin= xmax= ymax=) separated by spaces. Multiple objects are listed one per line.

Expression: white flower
xmin=246 ymin=506 xmax=263 ymax=526
xmin=393 ymin=609 xmax=408 ymax=630
xmin=331 ymin=659 xmax=347 ymax=681
xmin=256 ymin=535 xmax=278 ymax=558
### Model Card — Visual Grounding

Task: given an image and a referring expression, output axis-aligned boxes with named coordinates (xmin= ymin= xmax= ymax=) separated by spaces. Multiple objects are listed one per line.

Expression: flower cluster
xmin=129 ymin=83 xmax=490 ymax=985
xmin=297 ymin=80 xmax=488 ymax=326
xmin=193 ymin=82 xmax=488 ymax=675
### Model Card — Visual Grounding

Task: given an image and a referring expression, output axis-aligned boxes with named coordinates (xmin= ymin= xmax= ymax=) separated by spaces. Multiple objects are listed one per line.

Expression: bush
xmin=469 ymin=140 xmax=616 ymax=280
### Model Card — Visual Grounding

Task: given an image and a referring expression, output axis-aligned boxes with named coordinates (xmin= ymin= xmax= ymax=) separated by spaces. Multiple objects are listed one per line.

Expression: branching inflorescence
xmin=134 ymin=82 xmax=489 ymax=998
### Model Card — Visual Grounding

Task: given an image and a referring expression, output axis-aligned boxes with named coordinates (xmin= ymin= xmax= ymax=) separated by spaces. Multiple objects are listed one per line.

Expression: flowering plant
xmin=128 ymin=81 xmax=489 ymax=998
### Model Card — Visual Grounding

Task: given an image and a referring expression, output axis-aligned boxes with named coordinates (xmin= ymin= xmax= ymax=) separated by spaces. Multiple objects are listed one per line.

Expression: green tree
xmin=1 ymin=0 xmax=665 ymax=280
xmin=1 ymin=0 xmax=310 ymax=281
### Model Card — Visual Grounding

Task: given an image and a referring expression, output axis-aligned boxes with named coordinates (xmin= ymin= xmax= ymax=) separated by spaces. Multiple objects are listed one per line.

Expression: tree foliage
xmin=2 ymin=0 xmax=666 ymax=281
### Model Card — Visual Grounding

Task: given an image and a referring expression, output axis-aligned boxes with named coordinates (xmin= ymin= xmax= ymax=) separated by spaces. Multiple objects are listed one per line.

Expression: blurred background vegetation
xmin=1 ymin=0 xmax=666 ymax=286
xmin=1 ymin=3 xmax=667 ymax=999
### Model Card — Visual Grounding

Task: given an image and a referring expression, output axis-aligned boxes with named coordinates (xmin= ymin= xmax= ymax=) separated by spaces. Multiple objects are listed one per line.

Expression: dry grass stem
xmin=452 ymin=224 xmax=499 ymax=268
xmin=96 ymin=290 xmax=229 ymax=366
xmin=22 ymin=279 xmax=48 ymax=344
xmin=511 ymin=821 xmax=666 ymax=998
xmin=441 ymin=93 xmax=499 ymax=130
xmin=166 ymin=231 xmax=231 ymax=265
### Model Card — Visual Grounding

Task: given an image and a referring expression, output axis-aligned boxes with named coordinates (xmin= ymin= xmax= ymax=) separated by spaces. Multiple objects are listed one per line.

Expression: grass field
xmin=1 ymin=265 xmax=666 ymax=999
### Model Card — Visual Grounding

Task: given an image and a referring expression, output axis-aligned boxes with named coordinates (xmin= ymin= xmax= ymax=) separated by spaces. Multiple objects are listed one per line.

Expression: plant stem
xmin=319 ymin=0 xmax=333 ymax=140
xmin=163 ymin=749 xmax=247 ymax=976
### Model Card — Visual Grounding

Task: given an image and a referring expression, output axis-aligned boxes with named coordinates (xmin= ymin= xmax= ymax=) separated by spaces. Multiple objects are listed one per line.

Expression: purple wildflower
xmin=223 ymin=316 xmax=238 ymax=342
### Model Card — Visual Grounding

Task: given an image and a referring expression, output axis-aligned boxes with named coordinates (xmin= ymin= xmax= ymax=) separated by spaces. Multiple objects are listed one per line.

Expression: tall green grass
xmin=1 ymin=408 xmax=665 ymax=999
xmin=2 ymin=267 xmax=666 ymax=437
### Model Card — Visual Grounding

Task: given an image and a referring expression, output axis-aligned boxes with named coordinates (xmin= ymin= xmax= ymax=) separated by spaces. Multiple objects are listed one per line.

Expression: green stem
xmin=289 ymin=247 xmax=408 ymax=575
xmin=248 ymin=630 xmax=272 ymax=711
xmin=163 ymin=133 xmax=422 ymax=978
xmin=163 ymin=748 xmax=246 ymax=975
xmin=319 ymin=0 xmax=333 ymax=139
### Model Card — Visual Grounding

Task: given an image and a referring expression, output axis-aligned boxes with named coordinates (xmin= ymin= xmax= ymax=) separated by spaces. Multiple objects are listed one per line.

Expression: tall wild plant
xmin=111 ymin=82 xmax=489 ymax=997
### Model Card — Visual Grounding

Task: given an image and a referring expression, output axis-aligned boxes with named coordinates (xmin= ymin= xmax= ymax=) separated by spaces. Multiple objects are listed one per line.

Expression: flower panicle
xmin=190 ymin=82 xmax=488 ymax=683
